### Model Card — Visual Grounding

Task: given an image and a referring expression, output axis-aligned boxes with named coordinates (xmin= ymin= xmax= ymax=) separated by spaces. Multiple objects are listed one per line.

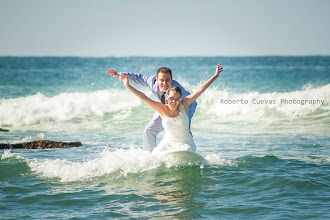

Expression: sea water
xmin=0 ymin=56 xmax=329 ymax=219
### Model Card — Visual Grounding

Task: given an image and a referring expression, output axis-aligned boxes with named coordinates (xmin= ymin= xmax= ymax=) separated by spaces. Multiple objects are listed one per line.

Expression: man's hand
xmin=106 ymin=69 xmax=120 ymax=79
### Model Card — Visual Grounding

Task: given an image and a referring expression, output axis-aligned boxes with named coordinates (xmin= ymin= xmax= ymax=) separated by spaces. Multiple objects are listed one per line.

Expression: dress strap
xmin=178 ymin=103 xmax=186 ymax=115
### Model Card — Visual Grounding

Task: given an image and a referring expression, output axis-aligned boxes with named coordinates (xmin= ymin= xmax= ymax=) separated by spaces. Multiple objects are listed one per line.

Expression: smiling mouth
xmin=161 ymin=87 xmax=169 ymax=92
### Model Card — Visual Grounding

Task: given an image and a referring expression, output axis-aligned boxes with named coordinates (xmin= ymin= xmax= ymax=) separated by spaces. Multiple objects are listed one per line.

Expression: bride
xmin=121 ymin=64 xmax=223 ymax=154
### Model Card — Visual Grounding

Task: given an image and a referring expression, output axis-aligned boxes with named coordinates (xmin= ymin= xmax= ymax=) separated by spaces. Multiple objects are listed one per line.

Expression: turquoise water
xmin=0 ymin=56 xmax=329 ymax=219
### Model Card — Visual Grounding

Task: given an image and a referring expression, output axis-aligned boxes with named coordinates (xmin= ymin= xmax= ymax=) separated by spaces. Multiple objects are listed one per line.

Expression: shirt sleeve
xmin=118 ymin=72 xmax=154 ymax=88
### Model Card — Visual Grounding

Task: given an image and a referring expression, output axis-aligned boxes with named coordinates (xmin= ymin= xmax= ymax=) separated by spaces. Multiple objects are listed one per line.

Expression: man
xmin=106 ymin=67 xmax=197 ymax=152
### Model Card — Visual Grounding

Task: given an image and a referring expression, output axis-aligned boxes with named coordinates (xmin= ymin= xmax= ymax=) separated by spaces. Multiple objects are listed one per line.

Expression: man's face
xmin=156 ymin=72 xmax=172 ymax=92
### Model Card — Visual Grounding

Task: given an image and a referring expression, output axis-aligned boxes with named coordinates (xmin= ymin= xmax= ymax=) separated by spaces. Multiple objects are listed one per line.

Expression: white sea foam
xmin=193 ymin=84 xmax=330 ymax=135
xmin=0 ymin=147 xmax=234 ymax=183
xmin=26 ymin=147 xmax=207 ymax=182
xmin=204 ymin=153 xmax=237 ymax=167
xmin=0 ymin=84 xmax=329 ymax=134
xmin=0 ymin=89 xmax=141 ymax=127
xmin=1 ymin=149 xmax=24 ymax=160
xmin=20 ymin=148 xmax=151 ymax=182
xmin=3 ymin=147 xmax=328 ymax=183
xmin=198 ymin=84 xmax=330 ymax=119
xmin=20 ymin=133 xmax=45 ymax=142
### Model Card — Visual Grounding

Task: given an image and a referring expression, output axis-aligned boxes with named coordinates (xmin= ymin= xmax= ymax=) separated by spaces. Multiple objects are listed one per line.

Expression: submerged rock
xmin=0 ymin=140 xmax=82 ymax=149
xmin=0 ymin=128 xmax=9 ymax=132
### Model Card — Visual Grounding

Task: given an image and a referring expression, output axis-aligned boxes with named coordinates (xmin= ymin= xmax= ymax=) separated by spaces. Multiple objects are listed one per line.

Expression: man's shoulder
xmin=149 ymin=75 xmax=157 ymax=80
xmin=171 ymin=80 xmax=185 ymax=90
xmin=148 ymin=75 xmax=158 ymax=91
xmin=148 ymin=75 xmax=157 ymax=84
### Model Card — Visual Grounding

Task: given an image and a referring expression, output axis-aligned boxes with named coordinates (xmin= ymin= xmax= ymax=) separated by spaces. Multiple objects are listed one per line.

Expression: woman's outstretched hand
xmin=121 ymin=74 xmax=129 ymax=87
xmin=215 ymin=64 xmax=223 ymax=77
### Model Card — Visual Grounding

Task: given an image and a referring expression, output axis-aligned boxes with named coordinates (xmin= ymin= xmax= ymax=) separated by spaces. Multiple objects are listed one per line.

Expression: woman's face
xmin=167 ymin=90 xmax=181 ymax=108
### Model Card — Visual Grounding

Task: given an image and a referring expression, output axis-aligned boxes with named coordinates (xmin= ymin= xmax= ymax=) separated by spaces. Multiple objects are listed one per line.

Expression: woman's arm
xmin=181 ymin=64 xmax=223 ymax=109
xmin=121 ymin=75 xmax=166 ymax=117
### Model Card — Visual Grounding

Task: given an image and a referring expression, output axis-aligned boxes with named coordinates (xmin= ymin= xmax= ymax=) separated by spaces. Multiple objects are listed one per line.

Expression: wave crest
xmin=198 ymin=84 xmax=330 ymax=119
xmin=0 ymin=89 xmax=141 ymax=127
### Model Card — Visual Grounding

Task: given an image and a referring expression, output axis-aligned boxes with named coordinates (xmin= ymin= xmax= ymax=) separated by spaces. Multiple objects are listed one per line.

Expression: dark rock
xmin=0 ymin=140 xmax=82 ymax=149
xmin=0 ymin=128 xmax=9 ymax=132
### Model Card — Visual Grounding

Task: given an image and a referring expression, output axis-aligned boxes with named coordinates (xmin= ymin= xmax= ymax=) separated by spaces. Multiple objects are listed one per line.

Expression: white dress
xmin=153 ymin=103 xmax=196 ymax=154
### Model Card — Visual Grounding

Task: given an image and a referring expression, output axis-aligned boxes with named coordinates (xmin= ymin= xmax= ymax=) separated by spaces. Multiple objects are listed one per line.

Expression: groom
xmin=106 ymin=67 xmax=197 ymax=152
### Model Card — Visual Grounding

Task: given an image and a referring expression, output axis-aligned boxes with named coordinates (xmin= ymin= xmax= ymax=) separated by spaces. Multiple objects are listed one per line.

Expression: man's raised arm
xmin=106 ymin=69 xmax=152 ymax=87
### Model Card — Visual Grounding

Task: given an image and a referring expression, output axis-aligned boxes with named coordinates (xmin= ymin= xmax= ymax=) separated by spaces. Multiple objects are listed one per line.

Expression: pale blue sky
xmin=1 ymin=0 xmax=329 ymax=56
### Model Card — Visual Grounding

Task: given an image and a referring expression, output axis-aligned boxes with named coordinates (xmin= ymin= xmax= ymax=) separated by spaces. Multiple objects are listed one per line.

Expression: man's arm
xmin=106 ymin=69 xmax=153 ymax=88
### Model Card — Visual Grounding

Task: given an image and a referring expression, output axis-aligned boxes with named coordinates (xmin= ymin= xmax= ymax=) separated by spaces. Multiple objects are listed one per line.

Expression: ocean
xmin=0 ymin=56 xmax=329 ymax=219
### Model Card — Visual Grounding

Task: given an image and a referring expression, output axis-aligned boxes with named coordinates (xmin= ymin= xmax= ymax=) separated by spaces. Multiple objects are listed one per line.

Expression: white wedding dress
xmin=152 ymin=103 xmax=196 ymax=154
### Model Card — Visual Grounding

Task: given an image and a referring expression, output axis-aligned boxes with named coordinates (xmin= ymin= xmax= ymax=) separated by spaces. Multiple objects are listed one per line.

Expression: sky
xmin=1 ymin=0 xmax=330 ymax=57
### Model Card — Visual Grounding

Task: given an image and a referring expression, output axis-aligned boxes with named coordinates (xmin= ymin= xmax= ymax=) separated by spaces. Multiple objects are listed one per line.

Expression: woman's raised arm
xmin=181 ymin=64 xmax=223 ymax=109
xmin=121 ymin=75 xmax=166 ymax=117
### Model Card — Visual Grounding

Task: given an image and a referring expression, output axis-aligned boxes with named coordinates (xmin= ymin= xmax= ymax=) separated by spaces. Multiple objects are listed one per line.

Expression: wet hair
xmin=168 ymin=86 xmax=182 ymax=98
xmin=156 ymin=67 xmax=172 ymax=79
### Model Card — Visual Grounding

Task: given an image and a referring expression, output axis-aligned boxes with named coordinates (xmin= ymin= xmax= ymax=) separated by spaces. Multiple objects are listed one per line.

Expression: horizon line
xmin=1 ymin=54 xmax=330 ymax=58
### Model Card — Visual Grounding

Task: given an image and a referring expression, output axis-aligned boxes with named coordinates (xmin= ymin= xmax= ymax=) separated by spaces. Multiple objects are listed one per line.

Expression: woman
xmin=121 ymin=64 xmax=223 ymax=154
